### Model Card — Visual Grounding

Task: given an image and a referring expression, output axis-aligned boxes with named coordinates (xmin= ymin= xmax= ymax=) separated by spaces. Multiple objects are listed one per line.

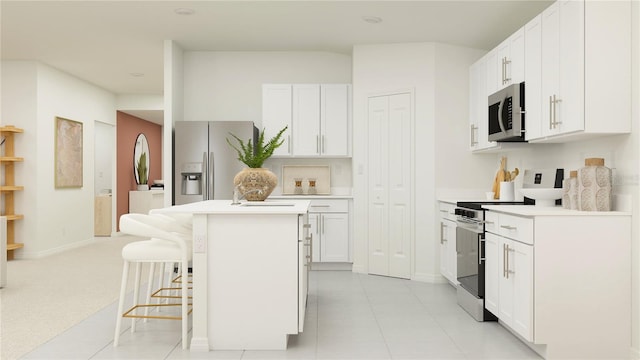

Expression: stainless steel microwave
xmin=488 ymin=82 xmax=525 ymax=142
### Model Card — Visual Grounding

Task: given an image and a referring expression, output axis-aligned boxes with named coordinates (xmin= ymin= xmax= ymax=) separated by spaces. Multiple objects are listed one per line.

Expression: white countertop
xmin=157 ymin=199 xmax=311 ymax=215
xmin=482 ymin=204 xmax=631 ymax=217
xmin=270 ymin=195 xmax=353 ymax=200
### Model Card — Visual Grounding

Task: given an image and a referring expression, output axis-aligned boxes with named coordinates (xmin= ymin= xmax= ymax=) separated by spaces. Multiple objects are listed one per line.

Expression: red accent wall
xmin=116 ymin=111 xmax=162 ymax=229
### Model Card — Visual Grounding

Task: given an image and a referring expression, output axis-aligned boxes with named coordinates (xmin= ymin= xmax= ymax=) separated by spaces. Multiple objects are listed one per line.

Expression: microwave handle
xmin=497 ymin=97 xmax=507 ymax=134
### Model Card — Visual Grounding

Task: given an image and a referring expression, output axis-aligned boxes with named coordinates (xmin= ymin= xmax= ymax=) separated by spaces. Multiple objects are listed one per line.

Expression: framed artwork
xmin=55 ymin=117 xmax=83 ymax=188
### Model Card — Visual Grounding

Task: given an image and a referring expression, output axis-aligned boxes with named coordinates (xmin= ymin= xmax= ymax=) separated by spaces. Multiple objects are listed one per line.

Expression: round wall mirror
xmin=133 ymin=133 xmax=150 ymax=185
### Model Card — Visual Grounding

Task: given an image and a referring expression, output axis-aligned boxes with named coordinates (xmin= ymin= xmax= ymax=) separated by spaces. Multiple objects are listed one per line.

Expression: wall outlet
xmin=194 ymin=233 xmax=206 ymax=253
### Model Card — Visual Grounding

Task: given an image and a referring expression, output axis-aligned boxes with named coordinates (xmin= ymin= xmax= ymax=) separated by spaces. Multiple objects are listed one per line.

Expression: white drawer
xmin=308 ymin=199 xmax=348 ymax=213
xmin=438 ymin=202 xmax=457 ymax=222
xmin=496 ymin=213 xmax=533 ymax=245
xmin=484 ymin=211 xmax=499 ymax=234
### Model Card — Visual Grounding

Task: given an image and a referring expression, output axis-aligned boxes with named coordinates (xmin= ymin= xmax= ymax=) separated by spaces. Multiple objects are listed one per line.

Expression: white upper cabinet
xmin=320 ymin=84 xmax=351 ymax=157
xmin=262 ymin=84 xmax=293 ymax=156
xmin=496 ymin=27 xmax=525 ymax=88
xmin=469 ymin=55 xmax=499 ymax=152
xmin=485 ymin=49 xmax=500 ymax=96
xmin=263 ymin=84 xmax=351 ymax=157
xmin=526 ymin=0 xmax=631 ymax=142
xmin=524 ymin=14 xmax=543 ymax=141
xmin=292 ymin=84 xmax=321 ymax=156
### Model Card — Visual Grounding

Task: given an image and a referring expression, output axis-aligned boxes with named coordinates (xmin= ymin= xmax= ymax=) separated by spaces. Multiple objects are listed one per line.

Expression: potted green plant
xmin=226 ymin=126 xmax=287 ymax=200
xmin=136 ymin=151 xmax=149 ymax=190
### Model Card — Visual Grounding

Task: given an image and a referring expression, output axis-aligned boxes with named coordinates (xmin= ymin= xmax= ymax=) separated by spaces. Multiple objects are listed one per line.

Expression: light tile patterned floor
xmin=22 ymin=271 xmax=541 ymax=360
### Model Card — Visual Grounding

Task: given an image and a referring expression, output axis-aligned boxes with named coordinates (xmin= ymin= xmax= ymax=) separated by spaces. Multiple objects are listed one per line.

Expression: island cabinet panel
xmin=207 ymin=214 xmax=300 ymax=349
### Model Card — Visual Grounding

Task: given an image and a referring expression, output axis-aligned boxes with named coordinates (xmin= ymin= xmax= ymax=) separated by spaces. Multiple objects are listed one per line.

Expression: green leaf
xmin=226 ymin=125 xmax=287 ymax=168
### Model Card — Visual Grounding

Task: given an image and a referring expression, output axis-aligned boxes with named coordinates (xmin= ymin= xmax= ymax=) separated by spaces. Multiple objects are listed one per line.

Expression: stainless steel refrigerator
xmin=173 ymin=121 xmax=258 ymax=205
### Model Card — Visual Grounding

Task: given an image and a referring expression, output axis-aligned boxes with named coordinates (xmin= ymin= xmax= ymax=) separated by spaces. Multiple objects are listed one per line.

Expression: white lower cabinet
xmin=438 ymin=202 xmax=457 ymax=285
xmin=309 ymin=199 xmax=349 ymax=262
xmin=298 ymin=214 xmax=310 ymax=332
xmin=483 ymin=208 xmax=631 ymax=359
xmin=484 ymin=232 xmax=533 ymax=341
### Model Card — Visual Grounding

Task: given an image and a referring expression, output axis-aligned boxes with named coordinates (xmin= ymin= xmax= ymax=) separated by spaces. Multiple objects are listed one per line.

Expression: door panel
xmin=320 ymin=213 xmax=349 ymax=262
xmin=367 ymin=93 xmax=412 ymax=279
xmin=321 ymin=84 xmax=350 ymax=156
xmin=292 ymin=84 xmax=321 ymax=156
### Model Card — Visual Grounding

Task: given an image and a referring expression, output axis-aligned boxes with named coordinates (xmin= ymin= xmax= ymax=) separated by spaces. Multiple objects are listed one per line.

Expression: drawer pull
xmin=303 ymin=224 xmax=311 ymax=228
xmin=500 ymin=225 xmax=517 ymax=230
xmin=310 ymin=205 xmax=331 ymax=208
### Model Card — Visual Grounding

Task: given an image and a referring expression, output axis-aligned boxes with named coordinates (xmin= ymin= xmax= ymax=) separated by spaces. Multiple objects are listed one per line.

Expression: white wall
xmin=163 ymin=40 xmax=184 ymax=207
xmin=182 ymin=51 xmax=352 ymax=126
xmin=1 ymin=61 xmax=116 ymax=257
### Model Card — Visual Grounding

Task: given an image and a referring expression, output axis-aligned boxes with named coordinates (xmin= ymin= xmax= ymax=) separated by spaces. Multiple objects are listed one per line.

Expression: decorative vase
xmin=233 ymin=168 xmax=277 ymax=201
xmin=137 ymin=184 xmax=149 ymax=191
xmin=578 ymin=158 xmax=612 ymax=211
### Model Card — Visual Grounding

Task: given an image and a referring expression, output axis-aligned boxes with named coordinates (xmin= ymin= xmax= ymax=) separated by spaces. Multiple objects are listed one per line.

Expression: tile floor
xmin=22 ymin=271 xmax=541 ymax=360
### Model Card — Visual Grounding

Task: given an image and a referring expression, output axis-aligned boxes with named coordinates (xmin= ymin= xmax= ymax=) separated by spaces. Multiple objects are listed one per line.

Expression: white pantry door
xmin=368 ymin=92 xmax=412 ymax=279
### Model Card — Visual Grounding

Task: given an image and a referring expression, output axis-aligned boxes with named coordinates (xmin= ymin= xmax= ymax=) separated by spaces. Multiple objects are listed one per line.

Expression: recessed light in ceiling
xmin=362 ymin=16 xmax=383 ymax=24
xmin=174 ymin=8 xmax=195 ymax=15
xmin=129 ymin=72 xmax=145 ymax=77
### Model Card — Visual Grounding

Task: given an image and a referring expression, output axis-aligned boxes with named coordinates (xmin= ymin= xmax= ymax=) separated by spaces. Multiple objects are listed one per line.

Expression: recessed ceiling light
xmin=174 ymin=8 xmax=195 ymax=15
xmin=362 ymin=16 xmax=383 ymax=24
xmin=129 ymin=72 xmax=145 ymax=77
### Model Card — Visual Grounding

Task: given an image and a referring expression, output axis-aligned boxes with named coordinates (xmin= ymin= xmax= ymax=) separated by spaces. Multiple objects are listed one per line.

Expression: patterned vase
xmin=233 ymin=168 xmax=278 ymax=201
xmin=578 ymin=158 xmax=612 ymax=211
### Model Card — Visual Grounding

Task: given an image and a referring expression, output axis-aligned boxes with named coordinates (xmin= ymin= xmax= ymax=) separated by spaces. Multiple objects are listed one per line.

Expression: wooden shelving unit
xmin=0 ymin=126 xmax=24 ymax=259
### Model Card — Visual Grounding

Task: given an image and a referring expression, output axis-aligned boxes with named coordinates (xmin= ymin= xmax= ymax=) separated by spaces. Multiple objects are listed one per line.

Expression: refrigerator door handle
xmin=202 ymin=151 xmax=208 ymax=200
xmin=209 ymin=152 xmax=215 ymax=200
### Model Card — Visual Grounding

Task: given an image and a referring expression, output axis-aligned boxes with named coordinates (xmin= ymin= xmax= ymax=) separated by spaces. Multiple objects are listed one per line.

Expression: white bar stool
xmin=114 ymin=213 xmax=192 ymax=349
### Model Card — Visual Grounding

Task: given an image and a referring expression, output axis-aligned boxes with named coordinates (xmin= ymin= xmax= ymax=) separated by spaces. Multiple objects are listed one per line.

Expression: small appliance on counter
xmin=521 ymin=168 xmax=564 ymax=206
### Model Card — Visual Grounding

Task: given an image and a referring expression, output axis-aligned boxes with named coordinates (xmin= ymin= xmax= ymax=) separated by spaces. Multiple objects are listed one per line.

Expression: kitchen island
xmin=156 ymin=199 xmax=311 ymax=351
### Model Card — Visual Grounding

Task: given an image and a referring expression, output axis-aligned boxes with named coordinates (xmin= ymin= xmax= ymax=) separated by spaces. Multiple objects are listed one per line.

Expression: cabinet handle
xmin=504 ymin=58 xmax=511 ymax=84
xmin=287 ymin=135 xmax=291 ymax=153
xmin=501 ymin=57 xmax=505 ymax=84
xmin=310 ymin=205 xmax=331 ymax=208
xmin=549 ymin=96 xmax=553 ymax=130
xmin=439 ymin=210 xmax=448 ymax=213
xmin=553 ymin=95 xmax=562 ymax=128
xmin=470 ymin=124 xmax=478 ymax=146
xmin=316 ymin=135 xmax=320 ymax=154
xmin=316 ymin=215 xmax=320 ymax=234
xmin=503 ymin=244 xmax=507 ymax=278
xmin=500 ymin=225 xmax=517 ymax=231
xmin=321 ymin=216 xmax=325 ymax=235
xmin=440 ymin=222 xmax=446 ymax=244
xmin=506 ymin=245 xmax=515 ymax=279
xmin=322 ymin=135 xmax=325 ymax=154
xmin=505 ymin=244 xmax=510 ymax=279
xmin=303 ymin=224 xmax=311 ymax=229
xmin=479 ymin=238 xmax=485 ymax=265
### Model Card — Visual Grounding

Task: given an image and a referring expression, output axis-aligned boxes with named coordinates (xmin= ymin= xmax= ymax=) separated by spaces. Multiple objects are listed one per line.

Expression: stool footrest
xmin=122 ymin=303 xmax=193 ymax=320
xmin=151 ymin=287 xmax=193 ymax=300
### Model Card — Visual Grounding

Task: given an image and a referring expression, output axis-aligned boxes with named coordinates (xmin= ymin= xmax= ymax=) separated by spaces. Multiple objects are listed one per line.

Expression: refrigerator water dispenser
xmin=181 ymin=163 xmax=203 ymax=195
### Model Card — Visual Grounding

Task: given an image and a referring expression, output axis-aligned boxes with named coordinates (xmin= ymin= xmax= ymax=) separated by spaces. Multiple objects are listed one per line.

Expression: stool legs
xmin=113 ymin=261 xmax=130 ymax=347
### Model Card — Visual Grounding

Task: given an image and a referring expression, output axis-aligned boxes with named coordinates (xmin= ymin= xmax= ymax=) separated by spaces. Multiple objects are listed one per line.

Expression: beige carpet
xmin=0 ymin=236 xmax=141 ymax=360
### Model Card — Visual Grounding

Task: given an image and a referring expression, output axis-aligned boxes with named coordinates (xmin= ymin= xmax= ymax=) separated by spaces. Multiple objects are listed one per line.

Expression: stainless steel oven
xmin=454 ymin=201 xmax=522 ymax=321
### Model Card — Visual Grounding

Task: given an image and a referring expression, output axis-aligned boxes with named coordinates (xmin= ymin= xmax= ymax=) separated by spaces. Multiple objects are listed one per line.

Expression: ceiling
xmin=1 ymin=1 xmax=552 ymax=123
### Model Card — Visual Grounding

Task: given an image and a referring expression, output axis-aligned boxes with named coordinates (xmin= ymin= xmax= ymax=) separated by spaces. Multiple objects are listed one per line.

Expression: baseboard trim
xmin=311 ymin=262 xmax=352 ymax=271
xmin=412 ymin=272 xmax=448 ymax=284
xmin=14 ymin=237 xmax=103 ymax=259
xmin=351 ymin=264 xmax=366 ymax=274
